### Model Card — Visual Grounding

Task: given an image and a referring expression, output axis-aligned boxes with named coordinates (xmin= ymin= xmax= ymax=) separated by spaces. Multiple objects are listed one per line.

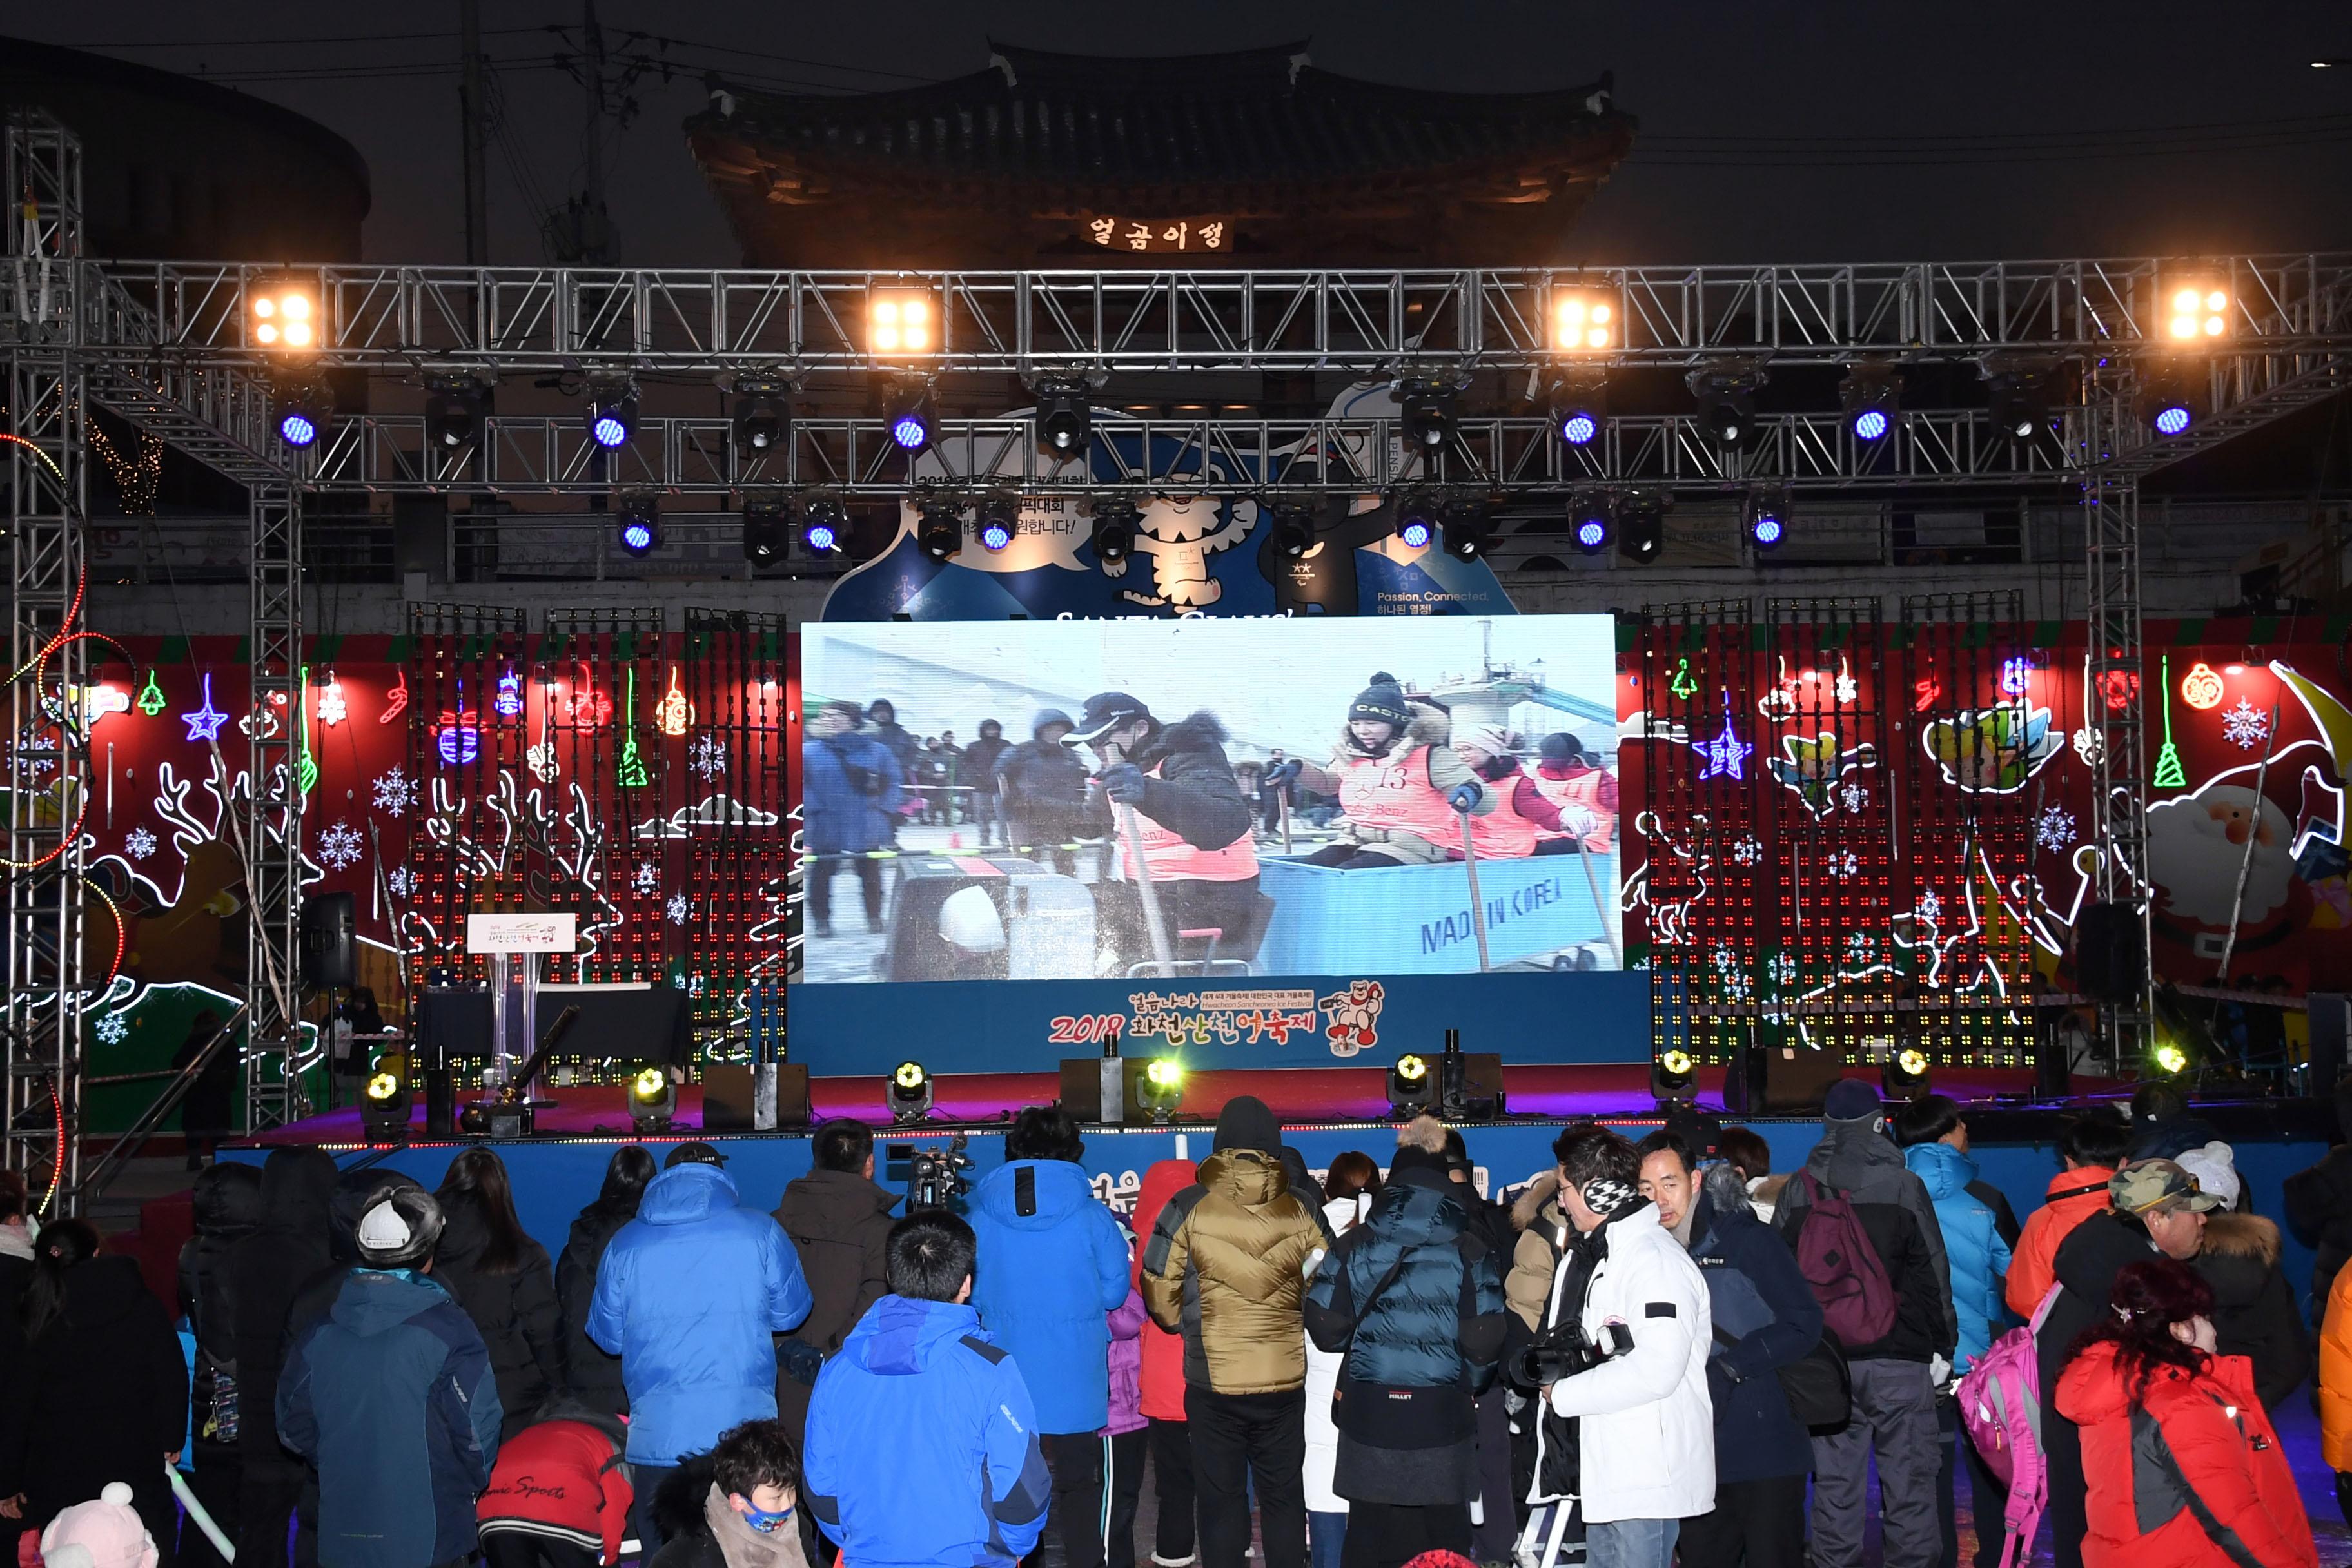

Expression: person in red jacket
xmin=476 ymin=1405 xmax=635 ymax=1568
xmin=2006 ymin=1110 xmax=2134 ymax=1318
xmin=2054 ymin=1257 xmax=2317 ymax=1568
xmin=1133 ymin=1158 xmax=1199 ymax=1567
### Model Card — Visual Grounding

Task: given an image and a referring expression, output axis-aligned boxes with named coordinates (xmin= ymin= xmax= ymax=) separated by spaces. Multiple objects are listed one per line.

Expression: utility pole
xmin=458 ymin=0 xmax=488 ymax=264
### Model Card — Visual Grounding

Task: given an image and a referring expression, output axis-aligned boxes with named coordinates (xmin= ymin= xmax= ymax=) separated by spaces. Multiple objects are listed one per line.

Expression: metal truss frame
xmin=5 ymin=113 xmax=88 ymax=1212
xmin=244 ymin=482 xmax=307 ymax=1131
xmin=2084 ymin=379 xmax=2155 ymax=1072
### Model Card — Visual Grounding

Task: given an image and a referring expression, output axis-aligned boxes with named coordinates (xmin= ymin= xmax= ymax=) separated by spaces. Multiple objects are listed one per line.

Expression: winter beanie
xmin=1822 ymin=1078 xmax=1885 ymax=1124
xmin=1348 ymin=678 xmax=1412 ymax=730
xmin=40 ymin=1484 xmax=157 ymax=1568
xmin=1213 ymin=1095 xmax=1282 ymax=1154
xmin=1540 ymin=732 xmax=1582 ymax=765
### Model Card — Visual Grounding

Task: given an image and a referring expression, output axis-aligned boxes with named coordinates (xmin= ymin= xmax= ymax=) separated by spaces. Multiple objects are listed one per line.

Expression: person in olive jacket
xmin=770 ymin=1119 xmax=899 ymax=1439
xmin=435 ymin=1148 xmax=564 ymax=1440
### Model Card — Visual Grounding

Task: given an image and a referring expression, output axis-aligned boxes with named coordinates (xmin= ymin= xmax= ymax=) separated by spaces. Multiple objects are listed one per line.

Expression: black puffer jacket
xmin=557 ymin=1202 xmax=638 ymax=1418
xmin=434 ymin=1193 xmax=564 ymax=1436
xmin=1123 ymin=712 xmax=1256 ymax=854
xmin=2195 ymin=1210 xmax=2313 ymax=1411
xmin=179 ymin=1161 xmax=262 ymax=1439
xmin=2282 ymin=1144 xmax=2352 ymax=1324
xmin=996 ymin=712 xmax=1099 ymax=827
xmin=1772 ymin=1115 xmax=1957 ymax=1362
xmin=2036 ymin=1208 xmax=2159 ymax=1413
xmin=229 ymin=1146 xmax=338 ymax=1469
xmin=770 ymin=1169 xmax=898 ymax=1357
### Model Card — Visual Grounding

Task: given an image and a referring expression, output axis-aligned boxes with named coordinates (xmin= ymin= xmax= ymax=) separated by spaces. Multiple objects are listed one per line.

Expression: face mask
xmin=738 ymin=1503 xmax=794 ymax=1535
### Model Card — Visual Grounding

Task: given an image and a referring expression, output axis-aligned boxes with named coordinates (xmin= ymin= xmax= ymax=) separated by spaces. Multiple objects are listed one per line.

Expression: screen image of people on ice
xmin=797 ymin=616 xmax=1622 ymax=985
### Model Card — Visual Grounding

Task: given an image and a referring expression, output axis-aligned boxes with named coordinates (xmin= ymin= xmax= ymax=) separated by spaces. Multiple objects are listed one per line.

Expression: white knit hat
xmin=2174 ymin=1141 xmax=2242 ymax=1211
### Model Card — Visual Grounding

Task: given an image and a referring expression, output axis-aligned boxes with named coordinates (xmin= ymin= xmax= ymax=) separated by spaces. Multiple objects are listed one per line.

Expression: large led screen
xmin=798 ymin=616 xmax=1620 ymax=984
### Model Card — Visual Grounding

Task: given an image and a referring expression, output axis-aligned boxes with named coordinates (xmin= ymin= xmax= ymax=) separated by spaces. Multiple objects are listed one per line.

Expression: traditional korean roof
xmin=685 ymin=41 xmax=1637 ymax=266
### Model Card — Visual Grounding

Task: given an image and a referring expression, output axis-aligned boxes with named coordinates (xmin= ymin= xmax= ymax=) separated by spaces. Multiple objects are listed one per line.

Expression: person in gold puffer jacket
xmin=1142 ymin=1096 xmax=1326 ymax=1568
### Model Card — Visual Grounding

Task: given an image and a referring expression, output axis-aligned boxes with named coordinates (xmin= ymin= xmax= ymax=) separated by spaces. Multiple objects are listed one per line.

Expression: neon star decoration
xmin=1696 ymin=698 xmax=1752 ymax=781
xmin=182 ymin=673 xmax=228 ymax=743
xmin=135 ymin=669 xmax=166 ymax=716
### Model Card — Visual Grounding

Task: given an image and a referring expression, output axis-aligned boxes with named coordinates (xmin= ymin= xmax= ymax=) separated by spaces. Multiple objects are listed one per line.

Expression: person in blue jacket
xmin=278 ymin=1186 xmax=504 ymax=1568
xmin=1678 ymin=1158 xmax=1827 ymax=1568
xmin=966 ymin=1104 xmax=1133 ymax=1568
xmin=590 ymin=1144 xmax=813 ymax=1553
xmin=802 ymin=698 xmax=905 ymax=937
xmin=1894 ymin=1095 xmax=2015 ymax=1568
xmin=805 ymin=1211 xmax=1051 ymax=1568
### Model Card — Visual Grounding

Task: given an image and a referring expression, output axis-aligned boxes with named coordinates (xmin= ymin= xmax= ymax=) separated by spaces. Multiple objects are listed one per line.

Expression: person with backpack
xmin=1893 ymin=1097 xmax=2014 ymax=1568
xmin=1677 ymin=1162 xmax=1824 ymax=1568
xmin=2006 ymin=1109 xmax=2133 ymax=1319
xmin=1770 ymin=1080 xmax=1955 ymax=1568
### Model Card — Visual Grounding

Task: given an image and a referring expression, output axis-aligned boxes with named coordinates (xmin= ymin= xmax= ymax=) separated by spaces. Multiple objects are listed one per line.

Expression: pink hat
xmin=39 ymin=1484 xmax=157 ymax=1568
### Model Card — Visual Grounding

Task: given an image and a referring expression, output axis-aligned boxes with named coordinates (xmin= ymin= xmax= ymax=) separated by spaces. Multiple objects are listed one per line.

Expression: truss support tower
xmin=2082 ymin=383 xmax=2154 ymax=1073
xmin=244 ymin=481 xmax=308 ymax=1130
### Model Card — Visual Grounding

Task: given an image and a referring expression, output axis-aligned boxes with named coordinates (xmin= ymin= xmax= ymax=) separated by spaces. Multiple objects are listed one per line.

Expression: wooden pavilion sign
xmin=1083 ymin=216 xmax=1235 ymax=253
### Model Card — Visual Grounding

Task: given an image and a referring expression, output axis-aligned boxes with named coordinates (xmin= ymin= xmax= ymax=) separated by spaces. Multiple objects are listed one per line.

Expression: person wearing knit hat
xmin=1448 ymin=725 xmax=1578 ymax=864
xmin=1529 ymin=731 xmax=1618 ymax=854
xmin=1290 ymin=674 xmax=1493 ymax=871
xmin=1771 ymin=1081 xmax=1957 ymax=1568
xmin=1142 ymin=1096 xmax=1325 ymax=1568
xmin=278 ymin=1184 xmax=507 ymax=1568
xmin=39 ymin=1484 xmax=159 ymax=1568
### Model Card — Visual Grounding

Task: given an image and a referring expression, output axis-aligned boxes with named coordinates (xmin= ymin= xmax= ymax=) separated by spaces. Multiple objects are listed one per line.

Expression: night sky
xmin=16 ymin=1 xmax=2352 ymax=268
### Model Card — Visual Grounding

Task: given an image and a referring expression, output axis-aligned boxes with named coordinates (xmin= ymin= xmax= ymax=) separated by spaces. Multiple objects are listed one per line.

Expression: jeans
xmin=1809 ymin=1358 xmax=1942 ymax=1568
xmin=1583 ymin=1517 xmax=1679 ymax=1568
xmin=1306 ymin=1513 xmax=1345 ymax=1568
xmin=1184 ymin=1386 xmax=1306 ymax=1568
xmin=629 ymin=1463 xmax=676 ymax=1556
xmin=1148 ymin=1416 xmax=1197 ymax=1563
xmin=1676 ymin=1475 xmax=1807 ymax=1568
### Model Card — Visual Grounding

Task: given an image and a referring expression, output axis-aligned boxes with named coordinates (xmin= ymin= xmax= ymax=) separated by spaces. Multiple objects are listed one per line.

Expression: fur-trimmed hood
xmin=1510 ymin=1170 xmax=1562 ymax=1231
xmin=1135 ymin=709 xmax=1229 ymax=761
xmin=1334 ymin=703 xmax=1450 ymax=761
xmin=2201 ymin=1210 xmax=2282 ymax=1268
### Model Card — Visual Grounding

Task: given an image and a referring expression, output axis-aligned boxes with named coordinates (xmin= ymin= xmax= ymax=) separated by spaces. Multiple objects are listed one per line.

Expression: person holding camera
xmin=1518 ymin=1125 xmax=1714 ymax=1568
xmin=1302 ymin=1119 xmax=1508 ymax=1568
xmin=801 ymin=700 xmax=905 ymax=938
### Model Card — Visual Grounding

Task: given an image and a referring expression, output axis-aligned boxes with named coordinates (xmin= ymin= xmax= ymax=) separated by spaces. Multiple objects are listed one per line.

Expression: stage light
xmin=1034 ymin=377 xmax=1092 ymax=458
xmin=732 ymin=379 xmax=790 ymax=455
xmin=1618 ymin=491 xmax=1666 ymax=563
xmin=275 ymin=380 xmax=329 ymax=449
xmin=1571 ymin=491 xmax=1612 ymax=554
xmin=1687 ymin=364 xmax=1761 ymax=452
xmin=360 ymin=1068 xmax=411 ymax=1142
xmin=2153 ymin=1041 xmax=2189 ymax=1076
xmin=1550 ymin=287 xmax=1616 ymax=353
xmin=1398 ymin=378 xmax=1458 ymax=453
xmin=1881 ymin=1045 xmax=1932 ymax=1102
xmin=1651 ymin=1047 xmax=1696 ymax=1106
xmin=424 ymin=377 xmax=485 ymax=451
xmin=1271 ymin=499 xmax=1317 ymax=558
xmin=887 ymin=381 xmax=938 ymax=451
xmin=2141 ymin=363 xmax=2202 ymax=437
xmin=975 ymin=494 xmax=1019 ymax=553
xmin=628 ymin=1065 xmax=677 ymax=1133
xmin=2162 ymin=277 xmax=2231 ymax=343
xmin=1442 ymin=496 xmax=1494 ymax=560
xmin=743 ymin=494 xmax=789 ymax=567
xmin=1395 ymin=489 xmax=1440 ymax=551
xmin=249 ymin=280 xmax=318 ymax=351
xmin=1983 ymin=362 xmax=2054 ymax=441
xmin=1090 ymin=497 xmax=1138 ymax=564
xmin=616 ymin=491 xmax=661 ymax=557
xmin=800 ymin=496 xmax=848 ymax=555
xmin=890 ymin=1059 xmax=934 ymax=1123
xmin=917 ymin=500 xmax=963 ymax=561
xmin=1388 ymin=1052 xmax=1435 ymax=1119
xmin=869 ymin=288 xmax=936 ymax=357
xmin=1841 ymin=364 xmax=1902 ymax=443
xmin=1745 ymin=486 xmax=1789 ymax=553
xmin=1557 ymin=405 xmax=1601 ymax=447
xmin=584 ymin=378 xmax=637 ymax=449
xmin=1135 ymin=1058 xmax=1183 ymax=1124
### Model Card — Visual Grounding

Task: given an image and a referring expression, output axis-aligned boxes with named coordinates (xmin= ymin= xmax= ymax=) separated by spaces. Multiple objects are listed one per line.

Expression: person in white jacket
xmin=1535 ymin=1125 xmax=1715 ymax=1568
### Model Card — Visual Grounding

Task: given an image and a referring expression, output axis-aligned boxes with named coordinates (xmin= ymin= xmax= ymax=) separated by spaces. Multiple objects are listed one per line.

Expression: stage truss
xmin=11 ymin=112 xmax=2352 ymax=1198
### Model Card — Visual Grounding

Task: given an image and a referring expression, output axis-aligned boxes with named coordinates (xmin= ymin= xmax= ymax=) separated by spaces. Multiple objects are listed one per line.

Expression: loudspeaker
xmin=1438 ymin=1052 xmax=1506 ymax=1120
xmin=2034 ymin=1020 xmax=2072 ymax=1100
xmin=1059 ymin=1057 xmax=1135 ymax=1124
xmin=2076 ymin=903 xmax=2146 ymax=1003
xmin=300 ymin=892 xmax=356 ymax=988
xmin=2311 ymin=993 xmax=2349 ymax=1099
xmin=704 ymin=1063 xmax=812 ymax=1131
xmin=1726 ymin=1040 xmax=1847 ymax=1115
xmin=393 ymin=495 xmax=450 ymax=580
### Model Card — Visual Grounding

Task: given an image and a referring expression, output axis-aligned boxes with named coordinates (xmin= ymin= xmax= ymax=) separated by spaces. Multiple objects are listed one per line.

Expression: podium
xmin=465 ymin=913 xmax=578 ymax=1107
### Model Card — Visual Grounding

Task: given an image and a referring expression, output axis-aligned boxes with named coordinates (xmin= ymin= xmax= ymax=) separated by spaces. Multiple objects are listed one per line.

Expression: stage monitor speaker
xmin=1440 ymin=1052 xmax=1506 ymax=1120
xmin=703 ymin=1063 xmax=812 ymax=1131
xmin=1059 ymin=1057 xmax=1135 ymax=1124
xmin=2311 ymin=993 xmax=2349 ymax=1099
xmin=300 ymin=892 xmax=356 ymax=988
xmin=2076 ymin=903 xmax=2146 ymax=1004
xmin=2034 ymin=1021 xmax=2072 ymax=1100
xmin=393 ymin=494 xmax=450 ymax=580
xmin=1726 ymin=1041 xmax=1848 ymax=1115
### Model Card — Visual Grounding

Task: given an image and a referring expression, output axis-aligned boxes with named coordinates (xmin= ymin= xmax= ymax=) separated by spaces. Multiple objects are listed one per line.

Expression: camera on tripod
xmin=1514 ymin=1315 xmax=1633 ymax=1388
xmin=890 ymin=1134 xmax=975 ymax=1213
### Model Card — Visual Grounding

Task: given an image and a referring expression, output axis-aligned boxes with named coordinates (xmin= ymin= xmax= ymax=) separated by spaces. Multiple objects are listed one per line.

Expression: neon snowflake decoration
xmin=1915 ymin=888 xmax=1944 ymax=925
xmin=1827 ymin=849 xmax=1861 ymax=879
xmin=633 ymin=862 xmax=661 ymax=896
xmin=1709 ymin=941 xmax=1754 ymax=1002
xmin=688 ymin=732 xmax=728 ymax=781
xmin=94 ymin=1010 xmax=129 ymax=1046
xmin=2035 ymin=805 xmax=2078 ymax=853
xmin=1729 ymin=834 xmax=1764 ymax=867
xmin=372 ymin=767 xmax=418 ymax=814
xmin=1845 ymin=930 xmax=1877 ymax=966
xmin=2220 ymin=698 xmax=2270 ymax=751
xmin=666 ymin=892 xmax=690 ymax=926
xmin=386 ymin=865 xmax=411 ymax=899
xmin=317 ymin=819 xmax=364 ymax=872
xmin=1840 ymin=781 xmax=1870 ymax=814
xmin=123 ymin=826 xmax=157 ymax=861
xmin=1768 ymin=952 xmax=1798 ymax=987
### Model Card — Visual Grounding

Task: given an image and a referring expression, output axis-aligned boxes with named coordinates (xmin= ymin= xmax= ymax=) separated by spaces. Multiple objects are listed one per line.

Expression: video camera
xmin=890 ymin=1134 xmax=975 ymax=1213
xmin=1514 ymin=1313 xmax=1634 ymax=1389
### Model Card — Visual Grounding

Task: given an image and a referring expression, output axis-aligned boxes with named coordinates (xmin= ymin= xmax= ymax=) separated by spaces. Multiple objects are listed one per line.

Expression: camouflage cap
xmin=2109 ymin=1158 xmax=2224 ymax=1215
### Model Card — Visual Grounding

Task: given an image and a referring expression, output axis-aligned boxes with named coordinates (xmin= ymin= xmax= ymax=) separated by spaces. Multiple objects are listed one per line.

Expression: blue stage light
xmin=1560 ymin=410 xmax=1598 ymax=446
xmin=1576 ymin=518 xmax=1607 ymax=550
xmin=805 ymin=520 xmax=838 ymax=553
xmin=620 ymin=520 xmax=654 ymax=553
xmin=2153 ymin=404 xmax=2192 ymax=436
xmin=976 ymin=514 xmax=1015 ymax=553
xmin=1398 ymin=518 xmax=1433 ymax=550
xmin=1852 ymin=408 xmax=1889 ymax=442
xmin=1752 ymin=514 xmax=1784 ymax=547
xmin=279 ymin=411 xmax=317 ymax=447
xmin=892 ymin=413 xmax=929 ymax=449
xmin=584 ymin=384 xmax=637 ymax=450
xmin=591 ymin=413 xmax=630 ymax=449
